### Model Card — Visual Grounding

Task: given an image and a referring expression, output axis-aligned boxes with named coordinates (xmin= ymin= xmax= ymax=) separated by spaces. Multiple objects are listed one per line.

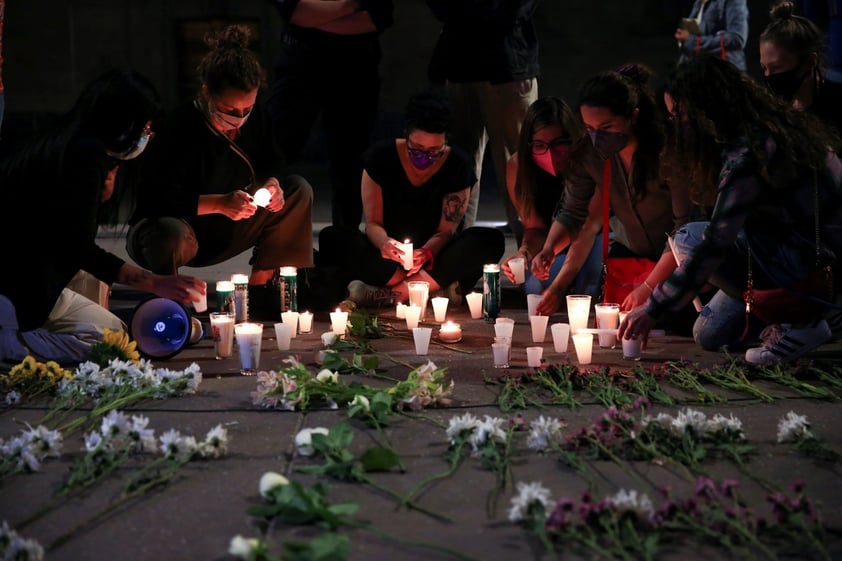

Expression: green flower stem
xmin=592 ymin=439 xmax=657 ymax=492
xmin=666 ymin=365 xmax=726 ymax=403
xmin=349 ymin=519 xmax=480 ymax=561
xmin=401 ymin=440 xmax=465 ymax=507
xmin=485 ymin=430 xmax=513 ymax=519
xmin=698 ymin=363 xmax=775 ymax=402
xmin=360 ymin=474 xmax=452 ymax=523
xmin=369 ymin=416 xmax=406 ymax=473
xmin=551 ymin=445 xmax=598 ymax=492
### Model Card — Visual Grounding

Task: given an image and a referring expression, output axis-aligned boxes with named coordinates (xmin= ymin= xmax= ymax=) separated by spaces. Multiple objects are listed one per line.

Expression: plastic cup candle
xmin=572 ymin=332 xmax=594 ymax=365
xmin=330 ymin=308 xmax=348 ymax=335
xmin=252 ymin=187 xmax=272 ymax=208
xmin=209 ymin=312 xmax=234 ymax=359
xmin=273 ymin=322 xmax=293 ymax=351
xmin=465 ymin=291 xmax=483 ymax=319
xmin=492 ymin=336 xmax=511 ymax=368
xmin=509 ymin=257 xmax=526 ymax=284
xmin=396 ymin=302 xmax=407 ymax=319
xmin=281 ymin=310 xmax=299 ymax=338
xmin=526 ymin=346 xmax=544 ymax=367
xmin=298 ymin=311 xmax=313 ymax=334
xmin=234 ymin=322 xmax=263 ymax=376
xmin=550 ymin=322 xmax=570 ymax=353
xmin=566 ymin=294 xmax=592 ymax=334
xmin=526 ymin=294 xmax=542 ymax=317
xmin=438 ymin=321 xmax=462 ymax=343
xmin=215 ymin=280 xmax=235 ymax=314
xmin=529 ymin=314 xmax=549 ymax=343
xmin=404 ymin=304 xmax=422 ymax=330
xmin=402 ymin=239 xmax=413 ymax=271
xmin=431 ymin=296 xmax=449 ymax=322
xmin=187 ymin=287 xmax=207 ymax=313
xmin=622 ymin=336 xmax=642 ymax=361
xmin=412 ymin=327 xmax=432 ymax=355
xmin=594 ymin=303 xmax=620 ymax=348
xmin=494 ymin=317 xmax=515 ymax=339
xmin=407 ymin=281 xmax=429 ymax=320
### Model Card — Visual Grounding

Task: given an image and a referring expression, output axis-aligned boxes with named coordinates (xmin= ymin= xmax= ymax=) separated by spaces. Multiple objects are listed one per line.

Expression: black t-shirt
xmin=363 ymin=139 xmax=476 ymax=243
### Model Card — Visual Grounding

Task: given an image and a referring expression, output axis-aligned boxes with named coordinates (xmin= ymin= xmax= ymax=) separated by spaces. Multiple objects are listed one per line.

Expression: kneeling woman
xmin=320 ymin=91 xmax=505 ymax=307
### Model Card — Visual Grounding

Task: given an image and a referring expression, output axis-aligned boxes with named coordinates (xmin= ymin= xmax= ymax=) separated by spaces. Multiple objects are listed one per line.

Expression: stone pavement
xmin=2 ymin=231 xmax=842 ymax=561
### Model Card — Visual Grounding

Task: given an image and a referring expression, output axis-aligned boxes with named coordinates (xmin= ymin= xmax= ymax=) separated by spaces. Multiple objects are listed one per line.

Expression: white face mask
xmin=107 ymin=132 xmax=151 ymax=160
xmin=210 ymin=105 xmax=251 ymax=131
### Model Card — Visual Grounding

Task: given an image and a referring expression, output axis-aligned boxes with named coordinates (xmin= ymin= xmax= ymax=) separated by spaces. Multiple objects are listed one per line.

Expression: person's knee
xmin=671 ymin=221 xmax=708 ymax=261
xmin=692 ymin=307 xmax=733 ymax=351
xmin=282 ymin=174 xmax=314 ymax=205
xmin=126 ymin=217 xmax=198 ymax=274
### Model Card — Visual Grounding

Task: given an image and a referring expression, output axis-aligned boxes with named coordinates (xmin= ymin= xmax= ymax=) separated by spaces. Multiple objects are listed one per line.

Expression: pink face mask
xmin=533 ymin=151 xmax=556 ymax=176
xmin=532 ymin=145 xmax=571 ymax=176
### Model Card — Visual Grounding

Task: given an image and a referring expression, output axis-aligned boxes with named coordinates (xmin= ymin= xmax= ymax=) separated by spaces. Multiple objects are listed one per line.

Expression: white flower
xmin=470 ymin=415 xmax=506 ymax=453
xmin=201 ymin=425 xmax=229 ymax=458
xmin=128 ymin=415 xmax=157 ymax=453
xmin=642 ymin=412 xmax=674 ymax=430
xmin=350 ymin=394 xmax=370 ymax=412
xmin=321 ymin=332 xmax=338 ymax=347
xmin=777 ymin=411 xmax=813 ymax=443
xmin=228 ymin=535 xmax=260 ymax=560
xmin=259 ymin=471 xmax=290 ymax=499
xmin=705 ymin=413 xmax=744 ymax=438
xmin=316 ymin=369 xmax=339 ymax=384
xmin=526 ymin=416 xmax=565 ymax=451
xmin=609 ymin=488 xmax=654 ymax=518
xmin=295 ymin=427 xmax=329 ymax=456
xmin=84 ymin=431 xmax=105 ymax=453
xmin=100 ymin=410 xmax=131 ymax=440
xmin=671 ymin=408 xmax=708 ymax=435
xmin=508 ymin=481 xmax=553 ymax=523
xmin=4 ymin=391 xmax=20 ymax=406
xmin=413 ymin=360 xmax=439 ymax=381
xmin=445 ymin=412 xmax=480 ymax=444
xmin=0 ymin=521 xmax=44 ymax=561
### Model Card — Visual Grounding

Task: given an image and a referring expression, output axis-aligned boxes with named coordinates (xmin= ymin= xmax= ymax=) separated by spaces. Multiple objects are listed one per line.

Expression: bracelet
xmin=642 ymin=280 xmax=655 ymax=293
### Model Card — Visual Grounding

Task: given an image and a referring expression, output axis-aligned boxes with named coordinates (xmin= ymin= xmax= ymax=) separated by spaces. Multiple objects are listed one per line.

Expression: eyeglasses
xmin=529 ymin=137 xmax=573 ymax=155
xmin=407 ymin=140 xmax=447 ymax=161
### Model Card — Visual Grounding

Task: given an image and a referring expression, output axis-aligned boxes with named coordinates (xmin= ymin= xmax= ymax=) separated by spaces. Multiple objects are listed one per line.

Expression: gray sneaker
xmin=347 ymin=280 xmax=396 ymax=308
xmin=744 ymin=320 xmax=832 ymax=365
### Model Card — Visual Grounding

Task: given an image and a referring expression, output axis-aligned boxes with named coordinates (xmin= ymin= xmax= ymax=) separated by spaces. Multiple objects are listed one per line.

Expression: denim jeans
xmin=523 ymin=233 xmax=604 ymax=301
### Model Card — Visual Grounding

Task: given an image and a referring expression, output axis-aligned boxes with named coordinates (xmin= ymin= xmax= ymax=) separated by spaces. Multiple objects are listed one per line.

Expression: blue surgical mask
xmin=107 ymin=132 xmax=151 ymax=160
xmin=588 ymin=130 xmax=628 ymax=160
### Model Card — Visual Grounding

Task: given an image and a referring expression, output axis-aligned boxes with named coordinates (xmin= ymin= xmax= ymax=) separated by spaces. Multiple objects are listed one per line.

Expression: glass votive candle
xmin=465 ymin=291 xmax=483 ymax=319
xmin=396 ymin=302 xmax=407 ymax=319
xmin=431 ymin=296 xmax=449 ymax=323
xmin=494 ymin=317 xmax=515 ymax=339
xmin=594 ymin=303 xmax=620 ymax=348
xmin=529 ymin=315 xmax=549 ymax=343
xmin=330 ymin=308 xmax=348 ymax=335
xmin=298 ymin=311 xmax=313 ymax=334
xmin=438 ymin=321 xmax=462 ymax=343
xmin=566 ymin=294 xmax=592 ymax=334
xmin=526 ymin=346 xmax=544 ymax=367
xmin=281 ymin=310 xmax=299 ymax=338
xmin=572 ymin=332 xmax=594 ymax=365
xmin=622 ymin=336 xmax=642 ymax=361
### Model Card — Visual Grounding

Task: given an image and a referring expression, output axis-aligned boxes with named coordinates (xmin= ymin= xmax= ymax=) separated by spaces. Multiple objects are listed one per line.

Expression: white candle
xmin=252 ymin=187 xmax=272 ymax=208
xmin=529 ymin=314 xmax=549 ymax=343
xmin=566 ymin=294 xmax=592 ymax=334
xmin=438 ymin=321 xmax=462 ymax=343
xmin=281 ymin=310 xmax=299 ymax=337
xmin=330 ymin=308 xmax=348 ymax=335
xmin=509 ymin=257 xmax=526 ymax=284
xmin=594 ymin=303 xmax=620 ymax=348
xmin=231 ymin=273 xmax=249 ymax=285
xmin=465 ymin=291 xmax=483 ymax=319
xmin=407 ymin=281 xmax=429 ymax=321
xmin=234 ymin=322 xmax=263 ymax=375
xmin=402 ymin=239 xmax=413 ymax=271
xmin=572 ymin=332 xmax=594 ymax=365
xmin=431 ymin=296 xmax=449 ymax=323
xmin=396 ymin=302 xmax=407 ymax=319
xmin=298 ymin=311 xmax=313 ymax=333
xmin=404 ymin=304 xmax=422 ymax=330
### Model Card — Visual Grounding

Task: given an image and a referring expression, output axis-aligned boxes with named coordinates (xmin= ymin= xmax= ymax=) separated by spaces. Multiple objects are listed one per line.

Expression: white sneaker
xmin=744 ymin=320 xmax=832 ymax=365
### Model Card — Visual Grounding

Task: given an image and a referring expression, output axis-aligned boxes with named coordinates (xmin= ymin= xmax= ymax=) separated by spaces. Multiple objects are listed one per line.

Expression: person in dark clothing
xmin=425 ymin=0 xmax=541 ymax=238
xmin=319 ymin=91 xmax=505 ymax=307
xmin=760 ymin=1 xmax=842 ymax=137
xmin=266 ymin=0 xmax=393 ymax=229
xmin=126 ymin=25 xmax=314 ymax=318
xmin=0 ymin=68 xmax=205 ymax=365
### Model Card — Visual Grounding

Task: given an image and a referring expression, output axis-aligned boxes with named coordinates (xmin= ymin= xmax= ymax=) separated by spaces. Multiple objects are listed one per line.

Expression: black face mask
xmin=765 ymin=66 xmax=809 ymax=101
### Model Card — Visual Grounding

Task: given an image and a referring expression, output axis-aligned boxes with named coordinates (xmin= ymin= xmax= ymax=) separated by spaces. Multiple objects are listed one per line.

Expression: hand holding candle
xmin=402 ymin=239 xmax=413 ymax=271
xmin=252 ymin=187 xmax=272 ymax=208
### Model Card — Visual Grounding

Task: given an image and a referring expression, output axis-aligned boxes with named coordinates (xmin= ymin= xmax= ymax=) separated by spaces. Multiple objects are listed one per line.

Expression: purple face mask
xmin=407 ymin=145 xmax=445 ymax=170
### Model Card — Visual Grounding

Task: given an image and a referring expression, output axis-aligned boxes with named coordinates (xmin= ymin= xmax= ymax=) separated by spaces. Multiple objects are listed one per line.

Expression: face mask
xmin=107 ymin=132 xmax=150 ymax=160
xmin=533 ymin=151 xmax=556 ymax=176
xmin=212 ymin=107 xmax=251 ymax=130
xmin=764 ymin=67 xmax=808 ymax=101
xmin=407 ymin=148 xmax=444 ymax=170
xmin=588 ymin=130 xmax=628 ymax=160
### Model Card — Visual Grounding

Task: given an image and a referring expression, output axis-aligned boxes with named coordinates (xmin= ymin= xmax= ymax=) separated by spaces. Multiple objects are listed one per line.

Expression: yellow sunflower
xmin=88 ymin=328 xmax=141 ymax=366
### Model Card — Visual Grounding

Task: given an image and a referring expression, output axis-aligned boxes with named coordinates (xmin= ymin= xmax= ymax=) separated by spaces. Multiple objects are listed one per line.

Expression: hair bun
xmin=769 ymin=1 xmax=795 ymax=21
xmin=614 ymin=63 xmax=653 ymax=87
xmin=205 ymin=24 xmax=252 ymax=50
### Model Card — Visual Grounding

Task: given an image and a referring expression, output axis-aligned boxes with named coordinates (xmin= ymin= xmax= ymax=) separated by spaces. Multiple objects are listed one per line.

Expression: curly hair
xmin=577 ymin=63 xmax=663 ymax=201
xmin=403 ymin=91 xmax=452 ymax=136
xmin=197 ymin=24 xmax=265 ymax=96
xmin=760 ymin=1 xmax=825 ymax=70
xmin=663 ymin=56 xmax=839 ymax=205
xmin=514 ymin=97 xmax=584 ymax=220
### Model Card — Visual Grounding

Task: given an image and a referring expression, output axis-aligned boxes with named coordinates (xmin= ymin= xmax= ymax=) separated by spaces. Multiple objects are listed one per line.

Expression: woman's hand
xmin=617 ymin=305 xmax=658 ymax=349
xmin=148 ymin=274 xmax=207 ymax=306
xmin=536 ymin=289 xmax=562 ymax=316
xmin=220 ymin=190 xmax=257 ymax=221
xmin=380 ymin=239 xmax=405 ymax=265
xmin=262 ymin=178 xmax=285 ymax=212
xmin=621 ymin=284 xmax=652 ymax=311
xmin=531 ymin=248 xmax=554 ymax=281
xmin=501 ymin=250 xmax=528 ymax=283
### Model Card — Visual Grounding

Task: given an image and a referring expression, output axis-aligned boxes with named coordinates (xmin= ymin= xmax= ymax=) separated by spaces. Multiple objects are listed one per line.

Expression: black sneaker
xmin=346 ymin=280 xmax=396 ymax=308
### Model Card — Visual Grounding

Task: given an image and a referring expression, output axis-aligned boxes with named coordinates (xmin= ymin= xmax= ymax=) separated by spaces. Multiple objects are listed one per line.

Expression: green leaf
xmin=282 ymin=533 xmax=350 ymax=561
xmin=360 ymin=446 xmax=400 ymax=472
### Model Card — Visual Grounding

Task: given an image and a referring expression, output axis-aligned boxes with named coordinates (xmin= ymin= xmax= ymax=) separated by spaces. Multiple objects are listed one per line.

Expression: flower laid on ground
xmin=1 ymin=356 xmax=73 ymax=406
xmin=0 ymin=424 xmax=63 ymax=478
xmin=526 ymin=416 xmax=567 ymax=452
xmin=87 ymin=327 xmax=140 ymax=366
xmin=0 ymin=520 xmax=44 ymax=561
xmin=510 ymin=477 xmax=831 ymax=561
xmin=776 ymin=411 xmax=841 ymax=462
xmin=294 ymin=427 xmax=330 ymax=457
xmin=258 ymin=471 xmax=289 ymax=499
xmin=389 ymin=360 xmax=454 ymax=411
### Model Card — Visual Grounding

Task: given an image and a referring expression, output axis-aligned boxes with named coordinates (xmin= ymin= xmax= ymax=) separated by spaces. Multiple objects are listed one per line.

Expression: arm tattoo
xmin=443 ymin=193 xmax=467 ymax=223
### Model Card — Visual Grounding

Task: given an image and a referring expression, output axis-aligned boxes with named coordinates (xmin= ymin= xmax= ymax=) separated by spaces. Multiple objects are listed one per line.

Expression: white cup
xmin=209 ymin=312 xmax=234 ymax=359
xmin=330 ymin=310 xmax=348 ymax=335
xmin=281 ymin=310 xmax=299 ymax=338
xmin=492 ymin=341 xmax=510 ymax=368
xmin=526 ymin=293 xmax=543 ymax=318
xmin=465 ymin=291 xmax=483 ymax=319
xmin=396 ymin=302 xmax=407 ymax=319
xmin=412 ymin=327 xmax=432 ymax=355
xmin=572 ymin=332 xmax=593 ymax=365
xmin=509 ymin=257 xmax=526 ymax=284
xmin=594 ymin=303 xmax=620 ymax=348
xmin=431 ymin=296 xmax=449 ymax=323
xmin=188 ymin=288 xmax=208 ymax=313
xmin=234 ymin=322 xmax=263 ymax=375
xmin=273 ymin=322 xmax=294 ymax=351
xmin=550 ymin=322 xmax=570 ymax=353
xmin=494 ymin=317 xmax=515 ymax=339
xmin=622 ymin=336 xmax=642 ymax=361
xmin=405 ymin=304 xmax=422 ymax=330
xmin=298 ymin=311 xmax=313 ymax=334
xmin=407 ymin=281 xmax=429 ymax=321
xmin=529 ymin=315 xmax=549 ymax=343
xmin=526 ymin=346 xmax=544 ymax=367
xmin=566 ymin=295 xmax=592 ymax=335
